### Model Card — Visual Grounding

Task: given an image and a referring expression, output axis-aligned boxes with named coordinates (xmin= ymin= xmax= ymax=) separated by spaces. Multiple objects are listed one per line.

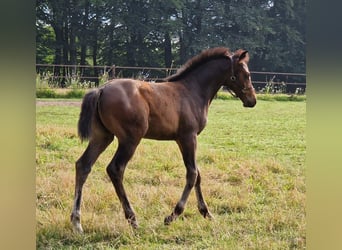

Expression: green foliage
xmin=257 ymin=94 xmax=306 ymax=102
xmin=64 ymin=89 xmax=86 ymax=98
xmin=215 ymin=91 xmax=306 ymax=102
xmin=36 ymin=72 xmax=87 ymax=98
xmin=259 ymin=75 xmax=288 ymax=94
xmin=36 ymin=89 xmax=57 ymax=98
xmin=36 ymin=88 xmax=86 ymax=99
xmin=36 ymin=0 xmax=306 ymax=72
xmin=36 ymin=72 xmax=52 ymax=89
xmin=215 ymin=91 xmax=236 ymax=101
xmin=98 ymin=71 xmax=109 ymax=87
xmin=36 ymin=99 xmax=306 ymax=249
xmin=36 ymin=23 xmax=55 ymax=64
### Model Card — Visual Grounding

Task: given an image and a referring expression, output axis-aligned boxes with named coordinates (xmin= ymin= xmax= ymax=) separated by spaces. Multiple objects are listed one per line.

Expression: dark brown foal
xmin=71 ymin=47 xmax=256 ymax=232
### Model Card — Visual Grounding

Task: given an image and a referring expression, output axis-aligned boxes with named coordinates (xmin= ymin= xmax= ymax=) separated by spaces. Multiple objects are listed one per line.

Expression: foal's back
xmin=98 ymin=79 xmax=193 ymax=141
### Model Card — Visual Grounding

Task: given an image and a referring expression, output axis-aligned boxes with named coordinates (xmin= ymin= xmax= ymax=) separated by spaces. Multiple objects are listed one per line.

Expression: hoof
xmin=199 ymin=207 xmax=214 ymax=220
xmin=204 ymin=211 xmax=214 ymax=220
xmin=72 ymin=221 xmax=84 ymax=234
xmin=71 ymin=214 xmax=83 ymax=234
xmin=164 ymin=216 xmax=172 ymax=225
xmin=164 ymin=213 xmax=177 ymax=225
xmin=128 ymin=217 xmax=138 ymax=229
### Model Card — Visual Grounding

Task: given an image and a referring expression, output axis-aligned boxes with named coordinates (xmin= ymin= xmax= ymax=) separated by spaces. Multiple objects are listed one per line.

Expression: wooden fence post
xmin=110 ymin=65 xmax=116 ymax=79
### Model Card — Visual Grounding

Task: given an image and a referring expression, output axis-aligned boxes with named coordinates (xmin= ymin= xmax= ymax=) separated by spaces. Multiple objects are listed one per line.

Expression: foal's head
xmin=224 ymin=50 xmax=256 ymax=108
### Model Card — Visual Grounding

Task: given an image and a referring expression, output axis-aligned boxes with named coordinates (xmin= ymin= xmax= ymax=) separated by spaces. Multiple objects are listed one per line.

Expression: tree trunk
xmin=127 ymin=35 xmax=136 ymax=66
xmin=52 ymin=24 xmax=63 ymax=87
xmin=164 ymin=32 xmax=172 ymax=68
xmin=53 ymin=26 xmax=63 ymax=65
xmin=80 ymin=0 xmax=90 ymax=65
xmin=106 ymin=24 xmax=115 ymax=65
xmin=92 ymin=39 xmax=98 ymax=87
xmin=69 ymin=1 xmax=77 ymax=67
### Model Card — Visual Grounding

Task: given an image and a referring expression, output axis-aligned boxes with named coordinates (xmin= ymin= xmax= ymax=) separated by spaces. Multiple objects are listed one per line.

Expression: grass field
xmin=36 ymin=96 xmax=306 ymax=249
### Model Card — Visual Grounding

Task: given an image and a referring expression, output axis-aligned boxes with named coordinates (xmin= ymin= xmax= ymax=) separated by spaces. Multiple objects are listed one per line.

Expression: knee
xmin=75 ymin=160 xmax=91 ymax=175
xmin=106 ymin=165 xmax=123 ymax=180
xmin=106 ymin=165 xmax=115 ymax=176
xmin=186 ymin=168 xmax=198 ymax=186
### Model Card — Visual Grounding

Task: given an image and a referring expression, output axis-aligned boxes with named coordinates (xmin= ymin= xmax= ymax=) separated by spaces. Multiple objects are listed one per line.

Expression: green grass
xmin=36 ymin=98 xmax=306 ymax=249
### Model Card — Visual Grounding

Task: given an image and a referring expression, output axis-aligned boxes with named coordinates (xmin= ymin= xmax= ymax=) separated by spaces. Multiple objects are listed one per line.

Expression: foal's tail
xmin=77 ymin=89 xmax=101 ymax=141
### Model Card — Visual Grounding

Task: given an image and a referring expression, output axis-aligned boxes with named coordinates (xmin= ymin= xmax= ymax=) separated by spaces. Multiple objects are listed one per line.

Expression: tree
xmin=36 ymin=0 xmax=306 ymax=77
xmin=263 ymin=0 xmax=306 ymax=72
xmin=36 ymin=21 xmax=55 ymax=64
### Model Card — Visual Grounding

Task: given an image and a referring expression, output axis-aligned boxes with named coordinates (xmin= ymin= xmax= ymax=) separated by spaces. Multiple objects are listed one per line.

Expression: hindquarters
xmin=78 ymin=89 xmax=110 ymax=141
xmin=96 ymin=81 xmax=150 ymax=142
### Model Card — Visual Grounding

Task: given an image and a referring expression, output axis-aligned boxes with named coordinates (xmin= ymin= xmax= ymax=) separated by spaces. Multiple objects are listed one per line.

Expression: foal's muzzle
xmin=242 ymin=87 xmax=257 ymax=108
xmin=243 ymin=98 xmax=257 ymax=108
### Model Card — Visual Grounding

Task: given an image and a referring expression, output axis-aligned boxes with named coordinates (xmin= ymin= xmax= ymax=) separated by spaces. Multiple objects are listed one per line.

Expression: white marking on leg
xmin=71 ymin=194 xmax=84 ymax=233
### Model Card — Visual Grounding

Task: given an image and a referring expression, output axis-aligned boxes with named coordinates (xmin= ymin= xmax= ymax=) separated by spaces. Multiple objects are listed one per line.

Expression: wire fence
xmin=36 ymin=64 xmax=306 ymax=94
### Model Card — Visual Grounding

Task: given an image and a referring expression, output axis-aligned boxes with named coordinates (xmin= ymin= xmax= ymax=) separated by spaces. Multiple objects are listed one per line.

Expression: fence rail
xmin=36 ymin=64 xmax=306 ymax=94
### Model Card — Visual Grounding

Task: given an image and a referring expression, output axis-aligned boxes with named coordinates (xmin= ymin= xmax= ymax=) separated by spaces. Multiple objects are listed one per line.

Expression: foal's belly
xmin=144 ymin=118 xmax=178 ymax=140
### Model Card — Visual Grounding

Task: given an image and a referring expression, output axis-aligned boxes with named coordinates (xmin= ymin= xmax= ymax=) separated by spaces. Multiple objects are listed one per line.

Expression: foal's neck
xmin=186 ymin=59 xmax=228 ymax=105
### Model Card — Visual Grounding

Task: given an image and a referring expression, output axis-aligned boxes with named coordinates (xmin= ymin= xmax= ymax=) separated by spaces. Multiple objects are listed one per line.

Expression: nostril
xmin=244 ymin=99 xmax=256 ymax=108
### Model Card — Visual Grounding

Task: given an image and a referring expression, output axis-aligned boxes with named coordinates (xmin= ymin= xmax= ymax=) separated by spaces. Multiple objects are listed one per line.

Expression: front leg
xmin=194 ymin=169 xmax=214 ymax=220
xmin=164 ymin=134 xmax=200 ymax=225
xmin=164 ymin=167 xmax=198 ymax=225
xmin=164 ymin=167 xmax=214 ymax=225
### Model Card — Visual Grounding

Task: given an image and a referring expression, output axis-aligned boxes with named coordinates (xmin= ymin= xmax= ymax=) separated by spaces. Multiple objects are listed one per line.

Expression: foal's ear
xmin=239 ymin=50 xmax=249 ymax=63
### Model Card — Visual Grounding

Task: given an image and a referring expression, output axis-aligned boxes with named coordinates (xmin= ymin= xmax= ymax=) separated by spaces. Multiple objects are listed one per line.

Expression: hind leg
xmin=71 ymin=134 xmax=113 ymax=233
xmin=106 ymin=140 xmax=140 ymax=228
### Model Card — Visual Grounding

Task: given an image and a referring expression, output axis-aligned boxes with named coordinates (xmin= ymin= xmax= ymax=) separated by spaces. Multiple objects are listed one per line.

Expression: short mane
xmin=166 ymin=47 xmax=232 ymax=82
